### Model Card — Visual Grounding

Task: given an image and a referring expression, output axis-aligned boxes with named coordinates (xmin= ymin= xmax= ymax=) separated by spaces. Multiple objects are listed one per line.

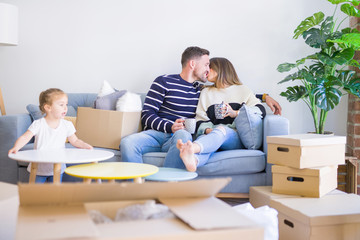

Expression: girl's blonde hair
xmin=209 ymin=57 xmax=242 ymax=88
xmin=39 ymin=88 xmax=66 ymax=113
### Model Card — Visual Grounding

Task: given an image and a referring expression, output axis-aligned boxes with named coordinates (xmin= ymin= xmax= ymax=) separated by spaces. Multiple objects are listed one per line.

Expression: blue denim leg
xmin=194 ymin=126 xmax=242 ymax=166
xmin=218 ymin=127 xmax=243 ymax=151
xmin=35 ymin=174 xmax=63 ymax=183
xmin=120 ymin=130 xmax=171 ymax=163
xmin=163 ymin=129 xmax=193 ymax=169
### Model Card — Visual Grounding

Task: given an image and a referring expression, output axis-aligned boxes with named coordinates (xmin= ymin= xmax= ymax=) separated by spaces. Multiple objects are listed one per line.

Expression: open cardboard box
xmin=16 ymin=178 xmax=264 ymax=240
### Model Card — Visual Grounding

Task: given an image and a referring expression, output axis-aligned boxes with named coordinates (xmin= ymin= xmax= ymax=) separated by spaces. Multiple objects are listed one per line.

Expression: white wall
xmin=0 ymin=0 xmax=349 ymax=135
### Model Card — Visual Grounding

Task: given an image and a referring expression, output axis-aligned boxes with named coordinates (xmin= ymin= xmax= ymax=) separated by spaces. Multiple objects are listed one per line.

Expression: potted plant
xmin=277 ymin=0 xmax=360 ymax=134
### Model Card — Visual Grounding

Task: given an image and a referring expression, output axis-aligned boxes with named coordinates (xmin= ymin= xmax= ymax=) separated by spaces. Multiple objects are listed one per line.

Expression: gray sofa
xmin=0 ymin=93 xmax=289 ymax=193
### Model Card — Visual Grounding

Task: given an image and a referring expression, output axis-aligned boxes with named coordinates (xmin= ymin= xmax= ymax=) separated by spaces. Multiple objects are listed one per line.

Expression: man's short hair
xmin=181 ymin=46 xmax=210 ymax=68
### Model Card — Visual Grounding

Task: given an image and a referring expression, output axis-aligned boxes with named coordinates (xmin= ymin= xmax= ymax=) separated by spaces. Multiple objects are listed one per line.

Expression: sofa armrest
xmin=0 ymin=113 xmax=32 ymax=183
xmin=263 ymin=114 xmax=290 ymax=185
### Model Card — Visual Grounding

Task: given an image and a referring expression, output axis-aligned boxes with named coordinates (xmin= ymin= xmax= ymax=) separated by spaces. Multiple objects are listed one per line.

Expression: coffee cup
xmin=214 ymin=102 xmax=228 ymax=119
xmin=184 ymin=118 xmax=196 ymax=134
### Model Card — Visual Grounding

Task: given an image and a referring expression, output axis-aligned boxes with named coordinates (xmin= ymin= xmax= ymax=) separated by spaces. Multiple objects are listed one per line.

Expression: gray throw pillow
xmin=234 ymin=104 xmax=263 ymax=150
xmin=26 ymin=104 xmax=44 ymax=121
xmin=94 ymin=90 xmax=127 ymax=110
xmin=26 ymin=104 xmax=77 ymax=121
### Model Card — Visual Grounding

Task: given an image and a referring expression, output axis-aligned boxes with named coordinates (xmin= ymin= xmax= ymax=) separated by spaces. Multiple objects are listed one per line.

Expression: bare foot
xmin=177 ymin=140 xmax=197 ymax=172
xmin=176 ymin=139 xmax=185 ymax=150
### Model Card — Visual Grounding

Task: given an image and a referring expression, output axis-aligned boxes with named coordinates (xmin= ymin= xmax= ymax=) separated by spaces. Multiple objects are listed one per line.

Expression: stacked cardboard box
xmin=259 ymin=134 xmax=360 ymax=240
xmin=249 ymin=186 xmax=360 ymax=240
xmin=267 ymin=134 xmax=346 ymax=198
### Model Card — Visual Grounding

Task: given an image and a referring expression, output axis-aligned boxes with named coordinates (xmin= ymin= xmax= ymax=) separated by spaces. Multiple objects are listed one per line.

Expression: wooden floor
xmin=218 ymin=197 xmax=249 ymax=206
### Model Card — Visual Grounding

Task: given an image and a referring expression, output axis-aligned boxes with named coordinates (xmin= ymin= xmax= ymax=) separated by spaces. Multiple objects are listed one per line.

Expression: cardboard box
xmin=16 ymin=178 xmax=264 ymax=240
xmin=267 ymin=134 xmax=346 ymax=169
xmin=249 ymin=186 xmax=345 ymax=208
xmin=270 ymin=194 xmax=360 ymax=240
xmin=0 ymin=182 xmax=18 ymax=240
xmin=76 ymin=107 xmax=141 ymax=150
xmin=272 ymin=165 xmax=338 ymax=198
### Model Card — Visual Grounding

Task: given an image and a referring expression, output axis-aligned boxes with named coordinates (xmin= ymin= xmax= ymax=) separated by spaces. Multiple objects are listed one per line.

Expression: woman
xmin=177 ymin=57 xmax=266 ymax=172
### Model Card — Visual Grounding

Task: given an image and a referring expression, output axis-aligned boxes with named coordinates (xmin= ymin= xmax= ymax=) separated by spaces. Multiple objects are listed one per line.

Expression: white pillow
xmin=98 ymin=80 xmax=115 ymax=97
xmin=116 ymin=92 xmax=142 ymax=112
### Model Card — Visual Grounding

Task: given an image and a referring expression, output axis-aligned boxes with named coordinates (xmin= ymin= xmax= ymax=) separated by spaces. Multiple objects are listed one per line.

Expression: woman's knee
xmin=213 ymin=126 xmax=227 ymax=136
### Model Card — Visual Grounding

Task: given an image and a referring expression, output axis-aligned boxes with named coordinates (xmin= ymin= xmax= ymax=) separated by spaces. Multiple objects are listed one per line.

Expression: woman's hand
xmin=223 ymin=103 xmax=238 ymax=118
xmin=205 ymin=128 xmax=213 ymax=134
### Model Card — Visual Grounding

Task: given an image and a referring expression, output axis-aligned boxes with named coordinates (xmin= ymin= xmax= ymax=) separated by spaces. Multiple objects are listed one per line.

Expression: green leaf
xmin=338 ymin=70 xmax=356 ymax=83
xmin=332 ymin=48 xmax=355 ymax=64
xmin=309 ymin=63 xmax=325 ymax=75
xmin=294 ymin=12 xmax=325 ymax=39
xmin=278 ymin=71 xmax=303 ymax=84
xmin=312 ymin=83 xmax=342 ymax=111
xmin=349 ymin=59 xmax=360 ymax=68
xmin=280 ymin=86 xmax=308 ymax=102
xmin=303 ymin=28 xmax=326 ymax=48
xmin=344 ymin=77 xmax=360 ymax=97
xmin=328 ymin=33 xmax=360 ymax=50
xmin=277 ymin=63 xmax=296 ymax=72
xmin=327 ymin=0 xmax=360 ymax=6
xmin=341 ymin=3 xmax=360 ymax=17
xmin=317 ymin=52 xmax=336 ymax=65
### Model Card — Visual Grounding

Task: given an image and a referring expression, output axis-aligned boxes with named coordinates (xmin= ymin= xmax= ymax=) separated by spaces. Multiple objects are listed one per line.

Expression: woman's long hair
xmin=209 ymin=57 xmax=242 ymax=88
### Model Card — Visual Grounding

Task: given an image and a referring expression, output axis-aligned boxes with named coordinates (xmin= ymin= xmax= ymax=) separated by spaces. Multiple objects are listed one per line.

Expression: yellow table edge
xmin=65 ymin=162 xmax=159 ymax=180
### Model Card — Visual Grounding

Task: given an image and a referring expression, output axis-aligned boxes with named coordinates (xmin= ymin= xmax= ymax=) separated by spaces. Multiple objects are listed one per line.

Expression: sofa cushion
xmin=235 ymin=105 xmax=263 ymax=150
xmin=142 ymin=149 xmax=266 ymax=176
xmin=98 ymin=80 xmax=116 ymax=97
xmin=94 ymin=90 xmax=127 ymax=110
xmin=67 ymin=93 xmax=97 ymax=110
xmin=116 ymin=91 xmax=142 ymax=112
xmin=26 ymin=104 xmax=77 ymax=121
xmin=196 ymin=149 xmax=266 ymax=175
xmin=143 ymin=152 xmax=166 ymax=166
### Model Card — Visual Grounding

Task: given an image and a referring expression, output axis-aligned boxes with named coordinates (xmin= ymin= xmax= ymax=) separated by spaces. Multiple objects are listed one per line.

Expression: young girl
xmin=8 ymin=88 xmax=93 ymax=183
xmin=177 ymin=57 xmax=266 ymax=172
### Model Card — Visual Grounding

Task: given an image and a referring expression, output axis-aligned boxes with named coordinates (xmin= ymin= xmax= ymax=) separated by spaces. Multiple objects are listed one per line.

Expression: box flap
xmin=160 ymin=196 xmax=259 ymax=230
xmin=267 ymin=134 xmax=346 ymax=146
xmin=0 ymin=183 xmax=18 ymax=240
xmin=270 ymin=194 xmax=360 ymax=226
xmin=0 ymin=182 xmax=18 ymax=201
xmin=18 ymin=178 xmax=231 ymax=206
xmin=16 ymin=205 xmax=98 ymax=240
xmin=272 ymin=165 xmax=337 ymax=177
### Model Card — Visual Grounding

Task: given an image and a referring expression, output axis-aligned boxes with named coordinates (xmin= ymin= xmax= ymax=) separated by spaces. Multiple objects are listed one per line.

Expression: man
xmin=120 ymin=46 xmax=209 ymax=168
xmin=120 ymin=46 xmax=281 ymax=169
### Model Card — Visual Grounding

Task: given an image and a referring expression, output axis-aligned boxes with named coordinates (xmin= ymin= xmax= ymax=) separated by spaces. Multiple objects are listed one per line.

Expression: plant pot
xmin=307 ymin=131 xmax=334 ymax=136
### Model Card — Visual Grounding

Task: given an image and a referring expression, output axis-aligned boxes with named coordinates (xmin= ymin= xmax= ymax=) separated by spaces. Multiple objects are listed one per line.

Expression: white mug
xmin=184 ymin=118 xmax=196 ymax=134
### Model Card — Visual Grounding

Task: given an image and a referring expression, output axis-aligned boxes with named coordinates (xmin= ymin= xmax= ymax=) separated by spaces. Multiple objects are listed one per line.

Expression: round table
xmin=144 ymin=167 xmax=198 ymax=182
xmin=65 ymin=162 xmax=159 ymax=183
xmin=8 ymin=149 xmax=114 ymax=184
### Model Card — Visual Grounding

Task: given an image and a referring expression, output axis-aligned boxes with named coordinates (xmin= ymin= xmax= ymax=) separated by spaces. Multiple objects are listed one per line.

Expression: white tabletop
xmin=8 ymin=148 xmax=114 ymax=164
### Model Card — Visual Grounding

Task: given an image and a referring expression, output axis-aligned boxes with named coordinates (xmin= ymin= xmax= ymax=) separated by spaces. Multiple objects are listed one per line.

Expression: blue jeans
xmin=120 ymin=129 xmax=193 ymax=169
xmin=35 ymin=174 xmax=63 ymax=183
xmin=194 ymin=126 xmax=243 ymax=166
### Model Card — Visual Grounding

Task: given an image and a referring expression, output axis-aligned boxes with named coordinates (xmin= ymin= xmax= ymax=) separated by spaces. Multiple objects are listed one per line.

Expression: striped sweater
xmin=141 ymin=74 xmax=201 ymax=133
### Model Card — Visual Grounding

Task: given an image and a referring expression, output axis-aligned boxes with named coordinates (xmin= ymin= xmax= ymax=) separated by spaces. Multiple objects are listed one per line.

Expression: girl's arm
xmin=68 ymin=134 xmax=93 ymax=150
xmin=8 ymin=130 xmax=34 ymax=154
